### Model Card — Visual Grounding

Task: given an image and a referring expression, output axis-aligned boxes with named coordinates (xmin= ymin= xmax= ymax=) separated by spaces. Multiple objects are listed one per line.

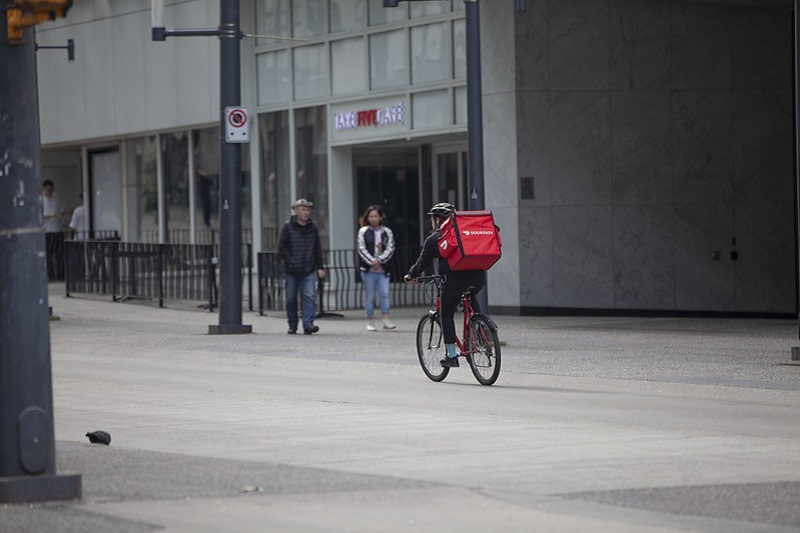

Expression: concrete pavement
xmin=2 ymin=287 xmax=800 ymax=532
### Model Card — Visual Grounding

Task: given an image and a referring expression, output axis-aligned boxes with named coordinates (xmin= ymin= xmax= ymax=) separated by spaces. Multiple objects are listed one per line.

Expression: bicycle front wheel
xmin=466 ymin=313 xmax=501 ymax=386
xmin=416 ymin=313 xmax=449 ymax=382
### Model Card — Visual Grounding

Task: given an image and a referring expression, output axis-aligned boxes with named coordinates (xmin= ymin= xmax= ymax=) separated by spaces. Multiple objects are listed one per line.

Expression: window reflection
xmin=193 ymin=128 xmax=219 ymax=240
xmin=330 ymin=0 xmax=366 ymax=33
xmin=411 ymin=22 xmax=450 ymax=84
xmin=332 ymin=38 xmax=366 ymax=95
xmin=126 ymin=136 xmax=158 ymax=243
xmin=368 ymin=0 xmax=407 ymax=25
xmin=292 ymin=0 xmax=326 ymax=38
xmin=370 ymin=30 xmax=408 ymax=90
xmin=259 ymin=111 xmax=290 ymax=250
xmin=410 ymin=1 xmax=450 ymax=18
xmin=293 ymin=44 xmax=328 ymax=100
xmin=294 ymin=106 xmax=328 ymax=248
xmin=257 ymin=0 xmax=291 ymax=46
xmin=162 ymin=131 xmax=189 ymax=242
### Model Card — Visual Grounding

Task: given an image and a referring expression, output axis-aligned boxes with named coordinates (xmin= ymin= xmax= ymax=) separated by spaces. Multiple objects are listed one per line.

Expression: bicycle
xmin=414 ymin=275 xmax=501 ymax=386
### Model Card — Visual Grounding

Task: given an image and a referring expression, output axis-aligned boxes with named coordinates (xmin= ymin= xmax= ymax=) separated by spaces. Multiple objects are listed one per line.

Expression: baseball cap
xmin=291 ymin=198 xmax=313 ymax=208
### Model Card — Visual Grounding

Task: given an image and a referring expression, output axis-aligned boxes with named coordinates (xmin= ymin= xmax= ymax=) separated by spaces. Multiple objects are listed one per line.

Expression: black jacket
xmin=277 ymin=216 xmax=324 ymax=275
xmin=407 ymin=229 xmax=486 ymax=289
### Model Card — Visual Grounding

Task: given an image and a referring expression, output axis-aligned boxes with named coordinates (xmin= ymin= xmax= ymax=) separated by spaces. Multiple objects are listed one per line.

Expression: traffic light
xmin=6 ymin=0 xmax=72 ymax=44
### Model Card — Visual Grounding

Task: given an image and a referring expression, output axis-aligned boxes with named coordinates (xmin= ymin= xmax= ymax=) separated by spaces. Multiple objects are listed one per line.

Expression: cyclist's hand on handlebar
xmin=404 ymin=274 xmax=418 ymax=284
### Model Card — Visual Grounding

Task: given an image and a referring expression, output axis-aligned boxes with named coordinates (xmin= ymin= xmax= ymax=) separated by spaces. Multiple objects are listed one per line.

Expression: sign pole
xmin=210 ymin=0 xmax=251 ymax=334
xmin=464 ymin=0 xmax=489 ymax=313
xmin=0 ymin=14 xmax=81 ymax=503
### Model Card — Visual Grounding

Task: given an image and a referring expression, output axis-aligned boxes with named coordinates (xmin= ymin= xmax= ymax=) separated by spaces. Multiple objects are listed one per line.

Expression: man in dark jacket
xmin=404 ymin=203 xmax=486 ymax=367
xmin=277 ymin=198 xmax=325 ymax=334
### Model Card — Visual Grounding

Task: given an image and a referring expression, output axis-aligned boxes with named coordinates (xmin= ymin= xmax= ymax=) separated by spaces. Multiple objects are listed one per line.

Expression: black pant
xmin=45 ymin=232 xmax=65 ymax=281
xmin=441 ymin=270 xmax=486 ymax=344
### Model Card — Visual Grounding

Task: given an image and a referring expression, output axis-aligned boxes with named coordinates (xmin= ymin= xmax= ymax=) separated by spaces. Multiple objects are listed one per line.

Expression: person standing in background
xmin=277 ymin=198 xmax=325 ymax=335
xmin=69 ymin=193 xmax=87 ymax=240
xmin=42 ymin=180 xmax=65 ymax=280
xmin=357 ymin=205 xmax=396 ymax=331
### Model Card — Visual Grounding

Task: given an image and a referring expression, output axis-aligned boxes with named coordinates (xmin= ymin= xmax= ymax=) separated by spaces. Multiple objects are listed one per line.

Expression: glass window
xmin=293 ymin=44 xmax=328 ymax=100
xmin=259 ymin=111 xmax=290 ymax=250
xmin=454 ymin=85 xmax=467 ymax=125
xmin=126 ymin=136 xmax=158 ymax=243
xmin=368 ymin=0 xmax=407 ymax=26
xmin=437 ymin=152 xmax=459 ymax=207
xmin=240 ymin=143 xmax=252 ymax=238
xmin=256 ymin=0 xmax=291 ymax=46
xmin=411 ymin=22 xmax=450 ymax=85
xmin=257 ymin=51 xmax=291 ymax=105
xmin=294 ymin=106 xmax=329 ymax=249
xmin=370 ymin=30 xmax=408 ymax=90
xmin=330 ymin=0 xmax=366 ymax=33
xmin=162 ymin=131 xmax=189 ymax=243
xmin=331 ymin=38 xmax=366 ymax=95
xmin=453 ymin=18 xmax=466 ymax=79
xmin=412 ymin=89 xmax=449 ymax=130
xmin=292 ymin=0 xmax=326 ymax=38
xmin=410 ymin=1 xmax=449 ymax=18
xmin=192 ymin=127 xmax=220 ymax=242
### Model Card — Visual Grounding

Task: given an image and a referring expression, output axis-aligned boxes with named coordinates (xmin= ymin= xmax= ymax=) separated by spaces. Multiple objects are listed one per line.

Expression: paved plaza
xmin=2 ymin=286 xmax=800 ymax=532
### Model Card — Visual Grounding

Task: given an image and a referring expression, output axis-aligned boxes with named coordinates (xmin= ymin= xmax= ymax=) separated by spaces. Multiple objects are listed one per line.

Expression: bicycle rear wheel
xmin=466 ymin=313 xmax=501 ymax=386
xmin=416 ymin=313 xmax=449 ymax=382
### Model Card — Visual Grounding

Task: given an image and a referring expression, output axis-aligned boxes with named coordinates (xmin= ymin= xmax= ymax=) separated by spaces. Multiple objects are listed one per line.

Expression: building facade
xmin=36 ymin=0 xmax=796 ymax=315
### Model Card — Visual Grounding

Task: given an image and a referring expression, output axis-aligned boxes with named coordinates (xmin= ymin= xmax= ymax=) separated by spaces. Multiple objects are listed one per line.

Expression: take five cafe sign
xmin=330 ymin=97 xmax=408 ymax=143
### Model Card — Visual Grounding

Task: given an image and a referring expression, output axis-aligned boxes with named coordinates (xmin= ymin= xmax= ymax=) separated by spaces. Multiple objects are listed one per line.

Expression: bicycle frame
xmin=415 ymin=274 xmax=501 ymax=385
xmin=424 ymin=275 xmax=481 ymax=358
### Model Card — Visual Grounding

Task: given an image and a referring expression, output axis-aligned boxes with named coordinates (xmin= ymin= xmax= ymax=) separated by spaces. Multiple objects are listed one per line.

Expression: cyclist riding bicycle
xmin=404 ymin=202 xmax=487 ymax=368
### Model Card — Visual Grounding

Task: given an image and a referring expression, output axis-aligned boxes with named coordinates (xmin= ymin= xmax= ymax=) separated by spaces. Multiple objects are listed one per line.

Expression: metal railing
xmin=46 ymin=230 xmax=119 ymax=281
xmin=64 ymin=239 xmax=253 ymax=310
xmin=139 ymin=228 xmax=253 ymax=246
xmin=257 ymin=246 xmax=431 ymax=314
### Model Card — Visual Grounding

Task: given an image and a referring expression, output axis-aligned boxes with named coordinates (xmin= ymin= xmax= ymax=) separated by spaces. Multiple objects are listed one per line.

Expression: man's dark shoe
xmin=287 ymin=328 xmax=297 ymax=335
xmin=440 ymin=356 xmax=459 ymax=368
xmin=304 ymin=325 xmax=319 ymax=335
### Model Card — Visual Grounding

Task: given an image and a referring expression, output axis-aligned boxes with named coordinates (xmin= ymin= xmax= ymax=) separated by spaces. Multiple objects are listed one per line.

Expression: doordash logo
xmin=334 ymin=101 xmax=405 ymax=130
xmin=463 ymin=230 xmax=494 ymax=236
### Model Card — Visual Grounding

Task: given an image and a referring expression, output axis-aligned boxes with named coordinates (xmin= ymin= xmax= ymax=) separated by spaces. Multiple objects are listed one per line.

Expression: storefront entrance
xmin=354 ymin=148 xmax=420 ymax=251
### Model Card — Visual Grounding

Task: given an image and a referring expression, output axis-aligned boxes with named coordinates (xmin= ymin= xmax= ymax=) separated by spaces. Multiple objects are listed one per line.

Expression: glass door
xmin=433 ymin=145 xmax=468 ymax=210
xmin=354 ymin=148 xmax=419 ymax=252
xmin=89 ymin=148 xmax=123 ymax=236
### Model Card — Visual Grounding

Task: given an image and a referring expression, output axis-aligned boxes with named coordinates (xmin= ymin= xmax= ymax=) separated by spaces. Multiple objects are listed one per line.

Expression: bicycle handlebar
xmin=415 ymin=274 xmax=446 ymax=284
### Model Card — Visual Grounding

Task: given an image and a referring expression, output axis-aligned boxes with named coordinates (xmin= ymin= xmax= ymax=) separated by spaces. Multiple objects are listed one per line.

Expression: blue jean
xmin=362 ymin=271 xmax=390 ymax=318
xmin=285 ymin=272 xmax=317 ymax=331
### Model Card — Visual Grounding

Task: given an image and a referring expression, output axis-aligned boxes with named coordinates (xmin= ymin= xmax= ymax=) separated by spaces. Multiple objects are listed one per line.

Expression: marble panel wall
xmin=673 ymin=203 xmax=735 ymax=311
xmin=614 ymin=205 xmax=675 ymax=309
xmin=512 ymin=0 xmax=794 ymax=314
xmin=734 ymin=202 xmax=795 ymax=313
xmin=552 ymin=206 xmax=614 ymax=307
xmin=482 ymin=2 xmax=521 ymax=309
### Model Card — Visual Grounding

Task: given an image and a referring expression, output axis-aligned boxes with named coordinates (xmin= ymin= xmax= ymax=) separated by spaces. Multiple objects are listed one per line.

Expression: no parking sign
xmin=225 ymin=106 xmax=249 ymax=143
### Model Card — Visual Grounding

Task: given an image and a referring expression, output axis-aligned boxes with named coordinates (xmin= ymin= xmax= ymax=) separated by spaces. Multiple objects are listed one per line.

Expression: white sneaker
xmin=366 ymin=319 xmax=377 ymax=331
xmin=382 ymin=319 xmax=396 ymax=330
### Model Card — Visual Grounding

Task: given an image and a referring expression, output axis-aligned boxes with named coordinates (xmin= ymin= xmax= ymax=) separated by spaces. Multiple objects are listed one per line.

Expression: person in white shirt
xmin=69 ymin=194 xmax=87 ymax=240
xmin=42 ymin=180 xmax=65 ymax=280
xmin=42 ymin=180 xmax=63 ymax=233
xmin=356 ymin=205 xmax=396 ymax=331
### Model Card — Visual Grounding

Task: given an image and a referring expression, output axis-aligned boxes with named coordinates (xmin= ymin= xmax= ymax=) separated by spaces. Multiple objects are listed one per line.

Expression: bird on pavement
xmin=85 ymin=430 xmax=111 ymax=445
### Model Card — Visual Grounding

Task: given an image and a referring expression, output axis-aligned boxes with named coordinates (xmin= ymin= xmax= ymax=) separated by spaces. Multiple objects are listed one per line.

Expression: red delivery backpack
xmin=437 ymin=210 xmax=502 ymax=271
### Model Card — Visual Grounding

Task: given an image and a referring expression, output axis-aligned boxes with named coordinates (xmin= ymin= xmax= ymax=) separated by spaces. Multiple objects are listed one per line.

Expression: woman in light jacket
xmin=357 ymin=205 xmax=396 ymax=331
